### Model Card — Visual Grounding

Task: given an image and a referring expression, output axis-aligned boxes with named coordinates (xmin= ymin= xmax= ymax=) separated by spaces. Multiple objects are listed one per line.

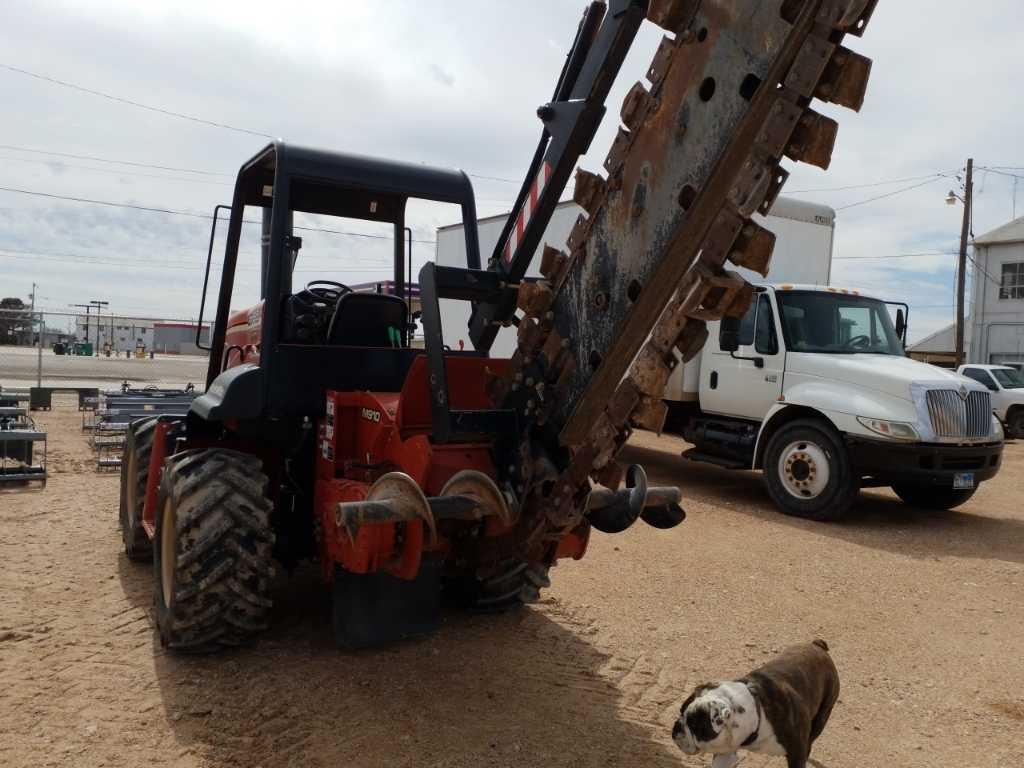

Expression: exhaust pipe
xmin=585 ymin=464 xmax=685 ymax=533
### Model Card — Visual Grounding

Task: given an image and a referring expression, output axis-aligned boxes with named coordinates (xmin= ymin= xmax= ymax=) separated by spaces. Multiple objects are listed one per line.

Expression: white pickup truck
xmin=668 ymin=284 xmax=1004 ymax=520
xmin=957 ymin=364 xmax=1024 ymax=438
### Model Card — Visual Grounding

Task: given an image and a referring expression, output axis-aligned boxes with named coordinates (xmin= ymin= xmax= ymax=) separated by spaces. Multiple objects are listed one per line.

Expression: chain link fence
xmin=1 ymin=309 xmax=208 ymax=394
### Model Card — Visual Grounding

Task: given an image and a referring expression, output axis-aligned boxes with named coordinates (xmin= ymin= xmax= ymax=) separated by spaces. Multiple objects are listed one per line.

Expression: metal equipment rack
xmin=0 ymin=406 xmax=47 ymax=485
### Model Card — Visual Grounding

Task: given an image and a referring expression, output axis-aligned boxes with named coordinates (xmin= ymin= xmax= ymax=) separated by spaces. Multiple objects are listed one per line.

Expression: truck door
xmin=701 ymin=292 xmax=785 ymax=421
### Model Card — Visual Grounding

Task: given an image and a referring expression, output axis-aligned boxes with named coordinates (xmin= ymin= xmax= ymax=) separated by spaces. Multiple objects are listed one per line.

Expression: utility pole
xmin=90 ymin=300 xmax=109 ymax=354
xmin=954 ymin=159 xmax=973 ymax=367
xmin=71 ymin=303 xmax=91 ymax=351
xmin=30 ymin=283 xmax=41 ymax=387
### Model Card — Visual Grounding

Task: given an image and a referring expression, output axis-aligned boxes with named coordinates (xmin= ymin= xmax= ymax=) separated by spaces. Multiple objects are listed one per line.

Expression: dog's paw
xmin=711 ymin=752 xmax=740 ymax=768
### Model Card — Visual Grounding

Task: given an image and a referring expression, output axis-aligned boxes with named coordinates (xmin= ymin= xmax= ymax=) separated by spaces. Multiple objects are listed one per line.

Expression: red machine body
xmin=313 ymin=355 xmax=590 ymax=585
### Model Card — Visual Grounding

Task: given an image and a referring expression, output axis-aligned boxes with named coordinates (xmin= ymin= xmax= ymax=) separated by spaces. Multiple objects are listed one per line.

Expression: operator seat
xmin=326 ymin=292 xmax=408 ymax=347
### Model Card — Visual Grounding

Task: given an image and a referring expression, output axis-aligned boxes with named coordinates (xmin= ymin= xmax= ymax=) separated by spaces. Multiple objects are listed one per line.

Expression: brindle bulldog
xmin=672 ymin=640 xmax=839 ymax=768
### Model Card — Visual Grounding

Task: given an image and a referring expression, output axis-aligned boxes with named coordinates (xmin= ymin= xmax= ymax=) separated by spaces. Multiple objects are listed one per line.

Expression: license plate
xmin=953 ymin=472 xmax=975 ymax=490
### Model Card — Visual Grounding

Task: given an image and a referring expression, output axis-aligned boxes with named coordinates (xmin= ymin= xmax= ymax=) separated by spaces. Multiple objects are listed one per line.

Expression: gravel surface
xmin=1 ymin=398 xmax=1021 ymax=767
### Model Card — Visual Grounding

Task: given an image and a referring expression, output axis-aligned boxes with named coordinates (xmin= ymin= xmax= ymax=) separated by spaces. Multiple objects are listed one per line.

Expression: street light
xmin=945 ymin=190 xmax=960 ymax=206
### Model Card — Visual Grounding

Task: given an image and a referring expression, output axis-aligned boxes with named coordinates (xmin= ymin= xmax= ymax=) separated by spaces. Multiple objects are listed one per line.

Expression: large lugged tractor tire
xmin=153 ymin=448 xmax=275 ymax=652
xmin=448 ymin=558 xmax=551 ymax=612
xmin=119 ymin=417 xmax=158 ymax=561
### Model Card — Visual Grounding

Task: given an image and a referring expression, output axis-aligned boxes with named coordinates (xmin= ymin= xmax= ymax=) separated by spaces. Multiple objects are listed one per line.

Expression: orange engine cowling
xmin=222 ymin=301 xmax=264 ymax=369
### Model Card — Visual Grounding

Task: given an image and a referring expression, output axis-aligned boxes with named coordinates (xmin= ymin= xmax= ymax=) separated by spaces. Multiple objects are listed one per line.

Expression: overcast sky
xmin=1 ymin=0 xmax=1022 ymax=342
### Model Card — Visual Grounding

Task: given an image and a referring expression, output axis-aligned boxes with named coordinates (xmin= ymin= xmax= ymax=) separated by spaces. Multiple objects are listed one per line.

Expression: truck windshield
xmin=776 ymin=291 xmax=903 ymax=355
xmin=992 ymin=368 xmax=1024 ymax=389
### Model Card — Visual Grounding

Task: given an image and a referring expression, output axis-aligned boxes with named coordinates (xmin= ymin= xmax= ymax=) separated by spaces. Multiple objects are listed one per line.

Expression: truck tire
xmin=763 ymin=419 xmax=858 ymax=521
xmin=1008 ymin=409 xmax=1024 ymax=440
xmin=891 ymin=485 xmax=977 ymax=510
xmin=447 ymin=558 xmax=549 ymax=612
xmin=119 ymin=418 xmax=158 ymax=562
xmin=153 ymin=448 xmax=275 ymax=652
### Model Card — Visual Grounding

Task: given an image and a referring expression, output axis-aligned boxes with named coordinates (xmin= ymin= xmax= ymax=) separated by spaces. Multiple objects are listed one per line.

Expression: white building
xmin=75 ymin=315 xmax=155 ymax=353
xmin=968 ymin=217 xmax=1024 ymax=365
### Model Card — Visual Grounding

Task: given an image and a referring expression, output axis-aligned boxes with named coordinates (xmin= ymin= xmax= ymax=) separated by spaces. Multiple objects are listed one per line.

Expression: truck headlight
xmin=856 ymin=416 xmax=920 ymax=441
xmin=992 ymin=414 xmax=1004 ymax=441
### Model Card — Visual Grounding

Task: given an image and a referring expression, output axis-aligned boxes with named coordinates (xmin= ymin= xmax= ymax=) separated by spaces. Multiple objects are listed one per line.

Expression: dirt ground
xmin=2 ymin=397 xmax=1022 ymax=768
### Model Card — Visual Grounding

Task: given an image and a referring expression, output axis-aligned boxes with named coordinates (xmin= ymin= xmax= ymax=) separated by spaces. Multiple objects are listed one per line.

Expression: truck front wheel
xmin=763 ymin=419 xmax=858 ymax=521
xmin=1008 ymin=408 xmax=1024 ymax=440
xmin=891 ymin=485 xmax=976 ymax=510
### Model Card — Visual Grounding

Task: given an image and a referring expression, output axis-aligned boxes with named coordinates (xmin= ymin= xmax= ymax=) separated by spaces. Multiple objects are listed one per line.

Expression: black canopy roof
xmin=235 ymin=142 xmax=477 ymax=223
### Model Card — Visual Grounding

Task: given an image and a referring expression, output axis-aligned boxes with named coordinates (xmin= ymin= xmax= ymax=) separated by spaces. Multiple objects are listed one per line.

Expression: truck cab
xmin=957 ymin=364 xmax=1024 ymax=438
xmin=670 ymin=284 xmax=1005 ymax=520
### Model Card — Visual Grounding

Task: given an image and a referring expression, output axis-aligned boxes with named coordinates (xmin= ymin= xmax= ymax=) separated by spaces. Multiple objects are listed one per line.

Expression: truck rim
xmin=160 ymin=498 xmax=175 ymax=606
xmin=778 ymin=440 xmax=830 ymax=500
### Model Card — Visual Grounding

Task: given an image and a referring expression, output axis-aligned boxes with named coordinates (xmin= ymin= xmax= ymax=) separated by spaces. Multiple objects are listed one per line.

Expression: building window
xmin=1000 ymin=262 xmax=1024 ymax=299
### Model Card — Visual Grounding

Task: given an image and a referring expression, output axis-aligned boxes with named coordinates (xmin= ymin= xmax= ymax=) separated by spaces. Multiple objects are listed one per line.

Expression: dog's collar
xmin=739 ymin=698 xmax=761 ymax=748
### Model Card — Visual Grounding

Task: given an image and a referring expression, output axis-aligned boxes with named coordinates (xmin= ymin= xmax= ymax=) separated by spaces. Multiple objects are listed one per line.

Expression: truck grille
xmin=925 ymin=390 xmax=991 ymax=439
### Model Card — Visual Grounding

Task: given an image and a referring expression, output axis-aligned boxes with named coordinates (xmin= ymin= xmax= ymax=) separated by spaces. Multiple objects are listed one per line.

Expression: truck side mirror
xmin=895 ymin=308 xmax=906 ymax=342
xmin=720 ymin=316 xmax=740 ymax=353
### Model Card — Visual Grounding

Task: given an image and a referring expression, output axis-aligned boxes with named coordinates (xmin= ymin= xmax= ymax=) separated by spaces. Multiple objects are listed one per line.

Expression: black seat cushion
xmin=326 ymin=293 xmax=408 ymax=347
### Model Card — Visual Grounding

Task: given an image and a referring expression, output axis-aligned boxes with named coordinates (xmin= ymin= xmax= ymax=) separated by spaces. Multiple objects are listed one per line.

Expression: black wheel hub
xmin=790 ymin=459 xmax=811 ymax=481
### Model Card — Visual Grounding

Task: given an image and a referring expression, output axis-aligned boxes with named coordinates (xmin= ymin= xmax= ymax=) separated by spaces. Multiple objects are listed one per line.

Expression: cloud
xmin=429 ymin=64 xmax=455 ymax=88
xmin=0 ymin=0 xmax=1021 ymax=338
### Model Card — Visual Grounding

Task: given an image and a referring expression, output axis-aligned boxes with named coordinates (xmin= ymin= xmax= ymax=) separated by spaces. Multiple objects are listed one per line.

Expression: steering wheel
xmin=296 ymin=280 xmax=352 ymax=309
xmin=301 ymin=279 xmax=351 ymax=305
xmin=847 ymin=334 xmax=871 ymax=349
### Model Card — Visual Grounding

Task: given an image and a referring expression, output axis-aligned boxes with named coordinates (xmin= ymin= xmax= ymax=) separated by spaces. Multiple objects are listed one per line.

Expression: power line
xmin=0 ymin=58 xmax=532 ymax=187
xmin=0 ymin=184 xmax=210 ymax=217
xmin=976 ymin=166 xmax=1024 ymax=181
xmin=0 ymin=185 xmax=436 ymax=242
xmin=0 ymin=153 xmax=231 ymax=187
xmin=0 ymin=245 xmax=428 ymax=274
xmin=787 ymin=171 xmax=956 ymax=194
xmin=833 ymin=251 xmax=955 ymax=261
xmin=0 ymin=62 xmax=274 ymax=138
xmin=1 ymin=143 xmax=521 ymax=201
xmin=0 ymin=149 xmax=519 ymax=201
xmin=835 ymin=177 xmax=944 ymax=212
xmin=0 ymin=143 xmax=233 ymax=176
xmin=966 ymin=252 xmax=1002 ymax=288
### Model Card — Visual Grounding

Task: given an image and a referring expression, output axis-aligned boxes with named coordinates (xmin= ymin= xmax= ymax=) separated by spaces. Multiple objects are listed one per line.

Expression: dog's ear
xmin=678 ymin=690 xmax=699 ymax=715
xmin=679 ymin=682 xmax=716 ymax=715
xmin=744 ymin=680 xmax=761 ymax=707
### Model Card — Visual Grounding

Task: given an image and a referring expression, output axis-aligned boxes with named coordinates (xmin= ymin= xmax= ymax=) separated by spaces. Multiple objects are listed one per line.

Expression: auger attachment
xmin=586 ymin=464 xmax=685 ymax=533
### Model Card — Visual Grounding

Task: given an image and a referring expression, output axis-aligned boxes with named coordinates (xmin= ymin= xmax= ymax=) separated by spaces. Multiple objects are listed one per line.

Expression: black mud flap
xmin=331 ymin=555 xmax=443 ymax=650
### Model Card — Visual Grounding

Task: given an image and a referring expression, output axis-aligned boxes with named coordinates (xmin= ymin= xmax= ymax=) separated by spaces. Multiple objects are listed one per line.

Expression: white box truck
xmin=436 ymin=197 xmax=835 ymax=354
xmin=436 ymin=199 xmax=1005 ymax=520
